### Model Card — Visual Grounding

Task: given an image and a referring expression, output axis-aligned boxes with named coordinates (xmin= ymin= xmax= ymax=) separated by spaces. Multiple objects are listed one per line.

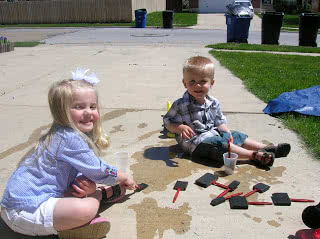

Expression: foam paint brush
xmin=229 ymin=196 xmax=273 ymax=209
xmin=244 ymin=183 xmax=270 ymax=197
xmin=216 ymin=180 xmax=240 ymax=198
xmin=173 ymin=181 xmax=188 ymax=203
xmin=210 ymin=192 xmax=243 ymax=207
xmin=195 ymin=173 xmax=228 ymax=189
xmin=135 ymin=183 xmax=148 ymax=192
xmin=271 ymin=193 xmax=315 ymax=206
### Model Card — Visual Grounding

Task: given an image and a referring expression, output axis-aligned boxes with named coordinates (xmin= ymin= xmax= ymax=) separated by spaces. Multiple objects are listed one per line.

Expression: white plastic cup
xmin=114 ymin=152 xmax=129 ymax=172
xmin=223 ymin=152 xmax=238 ymax=175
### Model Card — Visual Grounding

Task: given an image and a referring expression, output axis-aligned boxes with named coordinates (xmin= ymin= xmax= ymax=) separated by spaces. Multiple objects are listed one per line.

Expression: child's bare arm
xmin=165 ymin=123 xmax=195 ymax=140
xmin=217 ymin=124 xmax=234 ymax=142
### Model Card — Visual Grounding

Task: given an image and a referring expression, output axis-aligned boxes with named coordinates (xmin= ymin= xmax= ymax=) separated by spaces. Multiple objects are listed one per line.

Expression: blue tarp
xmin=263 ymin=85 xmax=320 ymax=116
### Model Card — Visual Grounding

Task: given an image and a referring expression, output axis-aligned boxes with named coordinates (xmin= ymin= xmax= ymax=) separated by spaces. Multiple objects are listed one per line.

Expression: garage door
xmin=198 ymin=0 xmax=233 ymax=13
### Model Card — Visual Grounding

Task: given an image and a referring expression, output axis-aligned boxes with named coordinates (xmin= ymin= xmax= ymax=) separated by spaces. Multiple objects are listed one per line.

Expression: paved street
xmin=2 ymin=26 xmax=319 ymax=47
xmin=0 ymin=14 xmax=319 ymax=239
xmin=2 ymin=14 xmax=319 ymax=46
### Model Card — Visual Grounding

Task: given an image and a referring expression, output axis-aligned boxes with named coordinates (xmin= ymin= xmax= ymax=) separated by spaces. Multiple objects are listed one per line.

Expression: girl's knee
xmin=74 ymin=200 xmax=99 ymax=222
xmin=54 ymin=198 xmax=99 ymax=226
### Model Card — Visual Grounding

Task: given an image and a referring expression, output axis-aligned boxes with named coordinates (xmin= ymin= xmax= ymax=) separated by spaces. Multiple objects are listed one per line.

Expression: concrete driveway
xmin=190 ymin=13 xmax=262 ymax=31
xmin=0 ymin=14 xmax=319 ymax=239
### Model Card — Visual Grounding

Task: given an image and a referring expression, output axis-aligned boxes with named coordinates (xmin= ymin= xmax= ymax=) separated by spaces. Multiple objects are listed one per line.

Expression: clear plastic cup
xmin=223 ymin=152 xmax=238 ymax=175
xmin=114 ymin=152 xmax=129 ymax=172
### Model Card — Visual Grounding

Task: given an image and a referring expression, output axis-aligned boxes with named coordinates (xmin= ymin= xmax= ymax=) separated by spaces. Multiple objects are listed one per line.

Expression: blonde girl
xmin=1 ymin=68 xmax=137 ymax=239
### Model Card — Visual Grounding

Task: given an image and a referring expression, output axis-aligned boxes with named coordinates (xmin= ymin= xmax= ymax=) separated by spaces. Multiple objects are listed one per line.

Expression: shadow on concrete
xmin=144 ymin=142 xmax=227 ymax=170
xmin=0 ymin=215 xmax=58 ymax=239
xmin=143 ymin=145 xmax=182 ymax=167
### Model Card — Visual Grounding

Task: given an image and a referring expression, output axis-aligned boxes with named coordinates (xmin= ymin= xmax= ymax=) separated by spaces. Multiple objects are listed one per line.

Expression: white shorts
xmin=1 ymin=197 xmax=60 ymax=236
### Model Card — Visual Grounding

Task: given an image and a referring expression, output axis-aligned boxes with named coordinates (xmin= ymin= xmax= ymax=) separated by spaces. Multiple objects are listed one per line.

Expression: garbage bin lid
xmin=226 ymin=3 xmax=253 ymax=17
xmin=135 ymin=8 xmax=147 ymax=12
xmin=300 ymin=12 xmax=318 ymax=17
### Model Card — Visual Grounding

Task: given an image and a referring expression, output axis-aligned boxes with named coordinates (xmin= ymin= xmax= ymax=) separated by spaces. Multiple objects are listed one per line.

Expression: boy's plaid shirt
xmin=163 ymin=91 xmax=227 ymax=154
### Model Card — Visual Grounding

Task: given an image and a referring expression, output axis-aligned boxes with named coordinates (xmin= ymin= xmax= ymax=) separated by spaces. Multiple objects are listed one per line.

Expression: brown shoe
xmin=252 ymin=150 xmax=275 ymax=168
xmin=264 ymin=143 xmax=291 ymax=158
xmin=99 ymin=184 xmax=126 ymax=204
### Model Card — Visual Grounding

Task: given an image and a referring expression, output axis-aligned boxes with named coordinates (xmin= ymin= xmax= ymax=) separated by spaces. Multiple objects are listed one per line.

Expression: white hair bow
xmin=71 ymin=67 xmax=100 ymax=85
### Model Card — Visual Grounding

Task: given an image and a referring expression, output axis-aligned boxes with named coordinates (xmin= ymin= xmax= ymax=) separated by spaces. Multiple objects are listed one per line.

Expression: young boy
xmin=163 ymin=56 xmax=290 ymax=168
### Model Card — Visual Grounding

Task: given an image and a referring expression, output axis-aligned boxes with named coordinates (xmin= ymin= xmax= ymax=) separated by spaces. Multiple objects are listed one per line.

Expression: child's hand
xmin=179 ymin=125 xmax=195 ymax=140
xmin=121 ymin=177 xmax=138 ymax=191
xmin=71 ymin=176 xmax=97 ymax=198
xmin=117 ymin=171 xmax=138 ymax=190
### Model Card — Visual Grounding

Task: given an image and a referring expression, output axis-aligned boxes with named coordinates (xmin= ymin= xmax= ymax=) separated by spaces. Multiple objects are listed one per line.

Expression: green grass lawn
xmin=0 ymin=11 xmax=197 ymax=28
xmin=256 ymin=13 xmax=300 ymax=28
xmin=207 ymin=43 xmax=320 ymax=53
xmin=14 ymin=42 xmax=43 ymax=47
xmin=256 ymin=13 xmax=320 ymax=32
xmin=208 ymin=47 xmax=320 ymax=159
xmin=146 ymin=11 xmax=197 ymax=27
xmin=282 ymin=14 xmax=300 ymax=28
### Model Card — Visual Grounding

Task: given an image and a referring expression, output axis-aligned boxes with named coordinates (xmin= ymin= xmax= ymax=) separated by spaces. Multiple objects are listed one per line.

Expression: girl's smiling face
xmin=70 ymin=88 xmax=99 ymax=133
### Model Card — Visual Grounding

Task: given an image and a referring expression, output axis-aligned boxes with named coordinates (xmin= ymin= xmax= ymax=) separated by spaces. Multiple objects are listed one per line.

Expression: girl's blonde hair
xmin=18 ymin=79 xmax=108 ymax=167
xmin=183 ymin=56 xmax=215 ymax=80
xmin=47 ymin=79 xmax=109 ymax=155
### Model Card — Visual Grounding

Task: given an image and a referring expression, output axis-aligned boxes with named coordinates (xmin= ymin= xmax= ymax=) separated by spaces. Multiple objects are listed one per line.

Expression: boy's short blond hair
xmin=183 ymin=56 xmax=215 ymax=80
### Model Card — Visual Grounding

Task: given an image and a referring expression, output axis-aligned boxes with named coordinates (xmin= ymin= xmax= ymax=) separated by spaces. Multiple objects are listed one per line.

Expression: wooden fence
xmin=132 ymin=0 xmax=166 ymax=17
xmin=0 ymin=0 xmax=165 ymax=24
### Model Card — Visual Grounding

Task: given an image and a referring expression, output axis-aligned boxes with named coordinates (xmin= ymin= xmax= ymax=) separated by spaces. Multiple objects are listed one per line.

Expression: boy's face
xmin=183 ymin=69 xmax=214 ymax=104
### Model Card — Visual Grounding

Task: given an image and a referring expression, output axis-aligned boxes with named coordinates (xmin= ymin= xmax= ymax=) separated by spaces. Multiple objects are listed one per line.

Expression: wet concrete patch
xmin=101 ymin=109 xmax=142 ymax=121
xmin=253 ymin=217 xmax=263 ymax=223
xmin=242 ymin=213 xmax=262 ymax=223
xmin=128 ymin=197 xmax=191 ymax=239
xmin=137 ymin=123 xmax=148 ymax=129
xmin=267 ymin=220 xmax=281 ymax=227
xmin=0 ymin=124 xmax=50 ymax=160
xmin=109 ymin=125 xmax=124 ymax=134
xmin=138 ymin=130 xmax=160 ymax=141
xmin=131 ymin=141 xmax=209 ymax=194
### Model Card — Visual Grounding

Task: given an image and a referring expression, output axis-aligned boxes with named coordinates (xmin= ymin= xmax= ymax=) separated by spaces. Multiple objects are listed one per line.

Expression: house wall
xmin=312 ymin=0 xmax=319 ymax=11
xmin=252 ymin=0 xmax=261 ymax=8
xmin=132 ymin=0 xmax=166 ymax=20
xmin=189 ymin=0 xmax=199 ymax=8
xmin=0 ymin=0 xmax=132 ymax=24
xmin=166 ymin=0 xmax=182 ymax=12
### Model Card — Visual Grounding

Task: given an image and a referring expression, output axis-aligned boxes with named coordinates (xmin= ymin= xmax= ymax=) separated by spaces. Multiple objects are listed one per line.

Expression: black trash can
xmin=299 ymin=13 xmax=320 ymax=47
xmin=162 ymin=10 xmax=174 ymax=29
xmin=135 ymin=8 xmax=147 ymax=28
xmin=261 ymin=12 xmax=284 ymax=45
xmin=226 ymin=14 xmax=252 ymax=43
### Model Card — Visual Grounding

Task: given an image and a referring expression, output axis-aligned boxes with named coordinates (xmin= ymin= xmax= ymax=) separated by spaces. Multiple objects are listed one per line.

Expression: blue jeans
xmin=192 ymin=130 xmax=248 ymax=165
